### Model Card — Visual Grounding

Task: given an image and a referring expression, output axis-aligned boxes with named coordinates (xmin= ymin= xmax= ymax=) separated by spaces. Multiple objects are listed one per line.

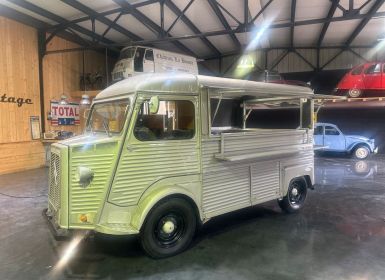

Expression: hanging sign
xmin=50 ymin=101 xmax=80 ymax=126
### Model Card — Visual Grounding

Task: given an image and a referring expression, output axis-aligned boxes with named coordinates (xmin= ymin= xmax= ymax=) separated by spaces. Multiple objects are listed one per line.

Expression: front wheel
xmin=140 ymin=197 xmax=197 ymax=259
xmin=353 ymin=145 xmax=370 ymax=159
xmin=278 ymin=178 xmax=308 ymax=213
xmin=347 ymin=88 xmax=362 ymax=98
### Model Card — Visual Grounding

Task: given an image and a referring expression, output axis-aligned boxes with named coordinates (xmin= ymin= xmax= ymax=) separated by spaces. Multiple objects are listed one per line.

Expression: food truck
xmin=46 ymin=73 xmax=323 ymax=258
xmin=111 ymin=46 xmax=198 ymax=82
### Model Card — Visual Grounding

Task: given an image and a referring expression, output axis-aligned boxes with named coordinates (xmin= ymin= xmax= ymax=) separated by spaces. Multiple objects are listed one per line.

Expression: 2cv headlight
xmin=76 ymin=166 xmax=94 ymax=188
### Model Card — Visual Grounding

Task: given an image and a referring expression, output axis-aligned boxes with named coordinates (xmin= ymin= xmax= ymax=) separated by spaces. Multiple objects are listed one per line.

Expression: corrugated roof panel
xmin=207 ymin=35 xmax=237 ymax=54
xmin=116 ymin=14 xmax=157 ymax=39
xmin=294 ymin=24 xmax=323 ymax=47
xmin=0 ymin=0 xmax=57 ymax=24
xmin=216 ymin=0 xmax=244 ymax=27
xmin=268 ymin=28 xmax=290 ymax=47
xmin=322 ymin=19 xmax=361 ymax=46
xmin=296 ymin=0 xmax=329 ymax=20
xmin=179 ymin=0 xmax=224 ymax=32
xmin=25 ymin=0 xmax=85 ymax=20
xmin=76 ymin=0 xmax=120 ymax=13
xmin=352 ymin=18 xmax=385 ymax=45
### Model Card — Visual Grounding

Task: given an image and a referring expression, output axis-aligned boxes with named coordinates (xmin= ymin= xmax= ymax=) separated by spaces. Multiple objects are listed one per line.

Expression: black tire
xmin=140 ymin=197 xmax=197 ymax=259
xmin=347 ymin=88 xmax=362 ymax=98
xmin=353 ymin=145 xmax=370 ymax=159
xmin=278 ymin=178 xmax=307 ymax=214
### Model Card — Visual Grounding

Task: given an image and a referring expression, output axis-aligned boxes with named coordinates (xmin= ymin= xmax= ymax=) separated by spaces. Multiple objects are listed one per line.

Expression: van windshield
xmin=86 ymin=100 xmax=130 ymax=134
xmin=119 ymin=47 xmax=136 ymax=60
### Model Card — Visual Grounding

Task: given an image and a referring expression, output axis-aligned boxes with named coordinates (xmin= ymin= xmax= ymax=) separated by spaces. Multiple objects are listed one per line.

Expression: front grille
xmin=48 ymin=152 xmax=61 ymax=211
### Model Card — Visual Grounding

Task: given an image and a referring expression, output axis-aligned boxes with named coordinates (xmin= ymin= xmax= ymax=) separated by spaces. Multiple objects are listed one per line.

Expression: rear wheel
xmin=278 ymin=178 xmax=307 ymax=213
xmin=347 ymin=88 xmax=362 ymax=98
xmin=140 ymin=197 xmax=197 ymax=259
xmin=353 ymin=145 xmax=370 ymax=159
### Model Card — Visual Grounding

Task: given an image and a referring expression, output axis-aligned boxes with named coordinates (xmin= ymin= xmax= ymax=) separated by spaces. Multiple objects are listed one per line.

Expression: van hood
xmin=113 ymin=59 xmax=132 ymax=71
xmin=345 ymin=135 xmax=372 ymax=142
xmin=57 ymin=133 xmax=118 ymax=147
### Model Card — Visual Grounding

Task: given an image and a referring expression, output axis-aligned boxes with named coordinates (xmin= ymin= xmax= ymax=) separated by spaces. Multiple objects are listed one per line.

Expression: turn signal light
xmin=79 ymin=214 xmax=88 ymax=223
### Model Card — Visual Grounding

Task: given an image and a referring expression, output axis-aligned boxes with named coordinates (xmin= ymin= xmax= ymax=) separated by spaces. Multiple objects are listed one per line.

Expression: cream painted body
xmin=47 ymin=73 xmax=316 ymax=236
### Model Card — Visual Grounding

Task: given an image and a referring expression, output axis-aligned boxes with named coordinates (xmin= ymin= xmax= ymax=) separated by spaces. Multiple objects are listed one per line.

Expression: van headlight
xmin=76 ymin=166 xmax=94 ymax=188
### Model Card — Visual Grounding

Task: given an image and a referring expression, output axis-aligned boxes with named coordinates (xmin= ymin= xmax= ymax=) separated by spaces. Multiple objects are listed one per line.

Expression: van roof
xmin=94 ymin=73 xmax=314 ymax=101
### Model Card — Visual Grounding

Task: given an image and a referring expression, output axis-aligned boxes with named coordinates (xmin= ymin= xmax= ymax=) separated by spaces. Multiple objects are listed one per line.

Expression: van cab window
xmin=134 ymin=48 xmax=146 ymax=72
xmin=145 ymin=49 xmax=154 ymax=61
xmin=134 ymin=100 xmax=195 ymax=141
xmin=325 ymin=126 xmax=340 ymax=135
xmin=86 ymin=100 xmax=130 ymax=134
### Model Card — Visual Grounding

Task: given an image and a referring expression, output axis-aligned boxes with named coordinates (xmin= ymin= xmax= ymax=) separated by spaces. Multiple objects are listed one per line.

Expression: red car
xmin=336 ymin=62 xmax=385 ymax=98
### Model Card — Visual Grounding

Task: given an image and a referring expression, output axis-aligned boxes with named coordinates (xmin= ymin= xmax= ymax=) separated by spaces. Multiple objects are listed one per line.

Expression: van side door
xmin=143 ymin=49 xmax=155 ymax=73
xmin=324 ymin=125 xmax=345 ymax=151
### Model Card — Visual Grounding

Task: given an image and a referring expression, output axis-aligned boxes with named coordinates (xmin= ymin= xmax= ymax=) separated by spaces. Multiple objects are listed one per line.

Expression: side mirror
xmin=149 ymin=96 xmax=159 ymax=114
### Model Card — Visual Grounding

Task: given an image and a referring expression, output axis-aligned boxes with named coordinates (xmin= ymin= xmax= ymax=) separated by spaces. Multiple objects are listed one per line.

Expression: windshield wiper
xmin=102 ymin=118 xmax=111 ymax=137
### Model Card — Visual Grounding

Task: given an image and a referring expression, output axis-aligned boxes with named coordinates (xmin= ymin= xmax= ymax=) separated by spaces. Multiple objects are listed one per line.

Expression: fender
xmin=130 ymin=174 xmax=202 ymax=231
xmin=347 ymin=142 xmax=371 ymax=153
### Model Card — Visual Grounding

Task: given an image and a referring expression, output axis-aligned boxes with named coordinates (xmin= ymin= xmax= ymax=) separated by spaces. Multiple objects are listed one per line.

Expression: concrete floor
xmin=1 ymin=157 xmax=385 ymax=280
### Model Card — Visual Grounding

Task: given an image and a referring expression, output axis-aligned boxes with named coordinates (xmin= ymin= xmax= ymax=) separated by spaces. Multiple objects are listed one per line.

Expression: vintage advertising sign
xmin=50 ymin=101 xmax=80 ymax=126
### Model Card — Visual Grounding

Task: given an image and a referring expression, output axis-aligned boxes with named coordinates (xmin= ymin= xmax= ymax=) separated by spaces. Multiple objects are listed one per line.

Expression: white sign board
xmin=50 ymin=101 xmax=80 ymax=126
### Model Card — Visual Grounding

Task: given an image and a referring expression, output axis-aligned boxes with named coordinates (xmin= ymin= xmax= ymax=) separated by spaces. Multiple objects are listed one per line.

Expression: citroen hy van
xmin=46 ymin=73 xmax=320 ymax=258
xmin=112 ymin=46 xmax=198 ymax=82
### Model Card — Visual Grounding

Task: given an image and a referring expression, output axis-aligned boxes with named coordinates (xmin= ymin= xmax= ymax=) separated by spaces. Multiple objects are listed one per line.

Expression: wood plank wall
xmin=43 ymin=37 xmax=110 ymax=134
xmin=0 ymin=17 xmax=45 ymax=174
xmin=0 ymin=16 xmax=111 ymax=175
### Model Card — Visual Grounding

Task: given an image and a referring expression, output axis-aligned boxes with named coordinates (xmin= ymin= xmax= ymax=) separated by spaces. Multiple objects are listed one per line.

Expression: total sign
xmin=51 ymin=101 xmax=80 ymax=125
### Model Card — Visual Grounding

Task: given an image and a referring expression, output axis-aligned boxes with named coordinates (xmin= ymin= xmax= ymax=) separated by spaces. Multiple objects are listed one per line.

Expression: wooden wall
xmin=43 ymin=37 xmax=109 ymax=134
xmin=0 ymin=16 xmax=111 ymax=174
xmin=0 ymin=17 xmax=45 ymax=174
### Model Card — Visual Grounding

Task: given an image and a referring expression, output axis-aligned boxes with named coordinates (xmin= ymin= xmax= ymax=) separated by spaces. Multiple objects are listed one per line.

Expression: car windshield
xmin=119 ymin=47 xmax=136 ymax=60
xmin=86 ymin=100 xmax=130 ymax=134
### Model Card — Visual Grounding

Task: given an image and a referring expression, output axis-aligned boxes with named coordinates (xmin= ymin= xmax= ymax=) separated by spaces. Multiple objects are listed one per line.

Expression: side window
xmin=145 ymin=49 xmax=154 ymax=61
xmin=134 ymin=100 xmax=195 ymax=141
xmin=325 ymin=126 xmax=340 ymax=136
xmin=365 ymin=64 xmax=381 ymax=74
xmin=351 ymin=65 xmax=364 ymax=75
xmin=314 ymin=126 xmax=323 ymax=135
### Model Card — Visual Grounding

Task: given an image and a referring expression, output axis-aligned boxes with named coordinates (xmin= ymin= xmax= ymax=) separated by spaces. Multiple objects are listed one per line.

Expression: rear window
xmin=351 ymin=65 xmax=364 ymax=75
xmin=365 ymin=64 xmax=381 ymax=74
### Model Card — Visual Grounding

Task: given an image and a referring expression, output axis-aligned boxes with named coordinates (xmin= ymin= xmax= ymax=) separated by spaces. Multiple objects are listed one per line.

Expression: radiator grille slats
xmin=48 ymin=152 xmax=61 ymax=212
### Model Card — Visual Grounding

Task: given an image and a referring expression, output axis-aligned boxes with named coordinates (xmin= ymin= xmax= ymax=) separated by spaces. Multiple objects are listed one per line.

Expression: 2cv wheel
xmin=353 ymin=145 xmax=370 ymax=159
xmin=347 ymin=88 xmax=362 ymax=98
xmin=278 ymin=178 xmax=308 ymax=214
xmin=140 ymin=197 xmax=197 ymax=259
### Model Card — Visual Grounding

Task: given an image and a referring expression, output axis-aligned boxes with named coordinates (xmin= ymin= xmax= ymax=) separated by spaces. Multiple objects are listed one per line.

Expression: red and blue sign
xmin=50 ymin=101 xmax=80 ymax=126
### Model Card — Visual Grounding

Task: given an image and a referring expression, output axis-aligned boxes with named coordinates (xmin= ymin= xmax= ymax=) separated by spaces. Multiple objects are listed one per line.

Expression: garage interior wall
xmin=200 ymin=48 xmax=385 ymax=76
xmin=0 ymin=16 xmax=43 ymax=175
xmin=0 ymin=16 xmax=108 ymax=175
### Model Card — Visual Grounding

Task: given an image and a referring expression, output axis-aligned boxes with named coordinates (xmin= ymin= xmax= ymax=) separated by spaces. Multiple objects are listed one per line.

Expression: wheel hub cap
xmin=162 ymin=220 xmax=176 ymax=234
xmin=291 ymin=188 xmax=299 ymax=196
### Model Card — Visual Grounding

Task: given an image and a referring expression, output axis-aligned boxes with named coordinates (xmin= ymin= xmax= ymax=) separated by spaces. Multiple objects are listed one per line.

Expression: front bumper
xmin=373 ymin=147 xmax=379 ymax=154
xmin=43 ymin=208 xmax=71 ymax=240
